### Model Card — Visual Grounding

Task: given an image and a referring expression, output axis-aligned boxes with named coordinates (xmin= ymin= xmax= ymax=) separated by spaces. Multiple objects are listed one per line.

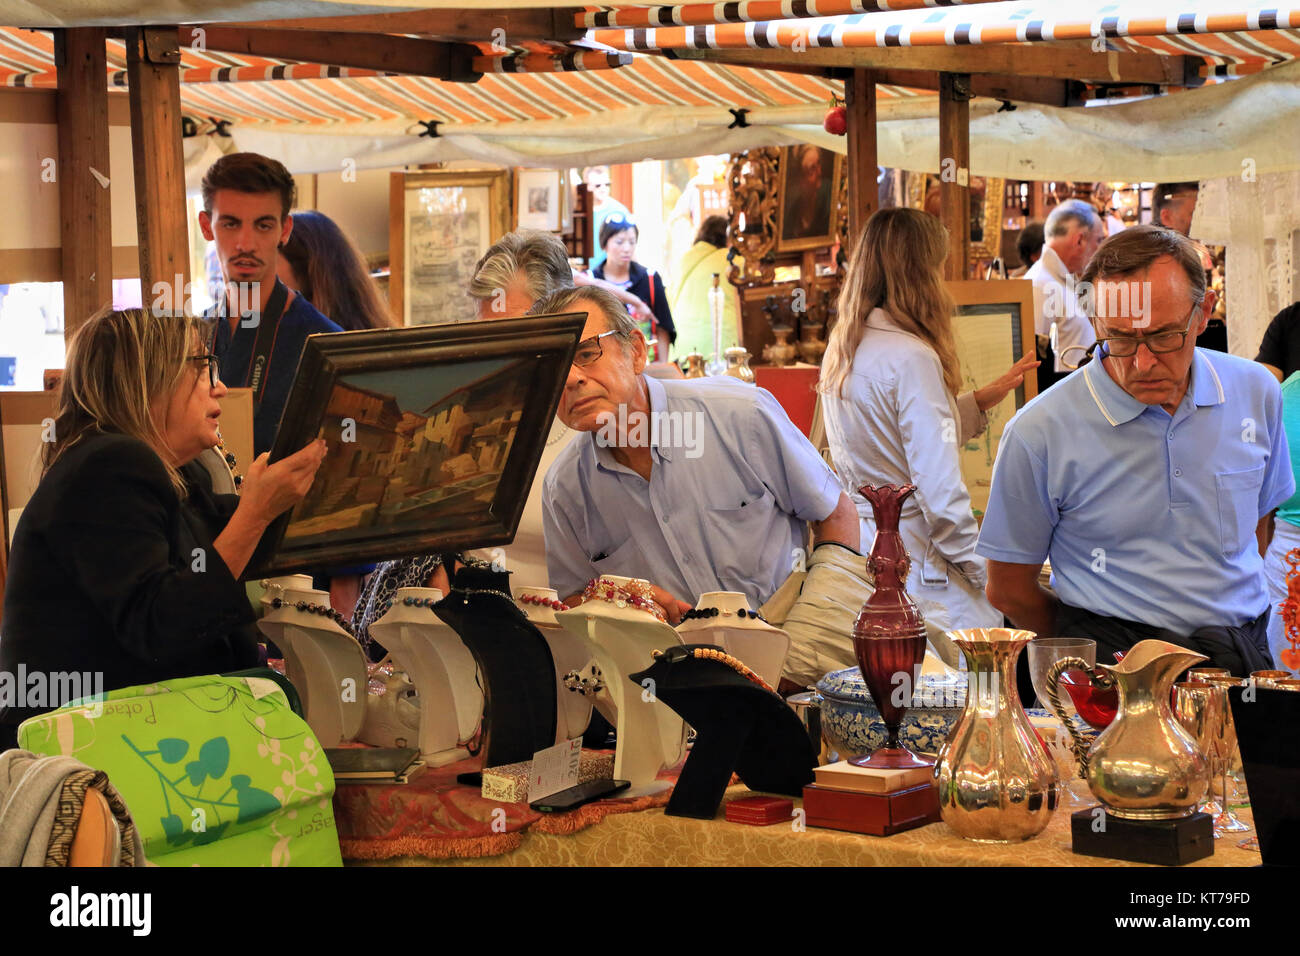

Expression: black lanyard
xmin=220 ymin=279 xmax=289 ymax=412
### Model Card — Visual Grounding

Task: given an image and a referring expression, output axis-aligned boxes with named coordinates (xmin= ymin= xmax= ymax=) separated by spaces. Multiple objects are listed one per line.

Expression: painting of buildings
xmin=282 ymin=356 xmax=530 ymax=545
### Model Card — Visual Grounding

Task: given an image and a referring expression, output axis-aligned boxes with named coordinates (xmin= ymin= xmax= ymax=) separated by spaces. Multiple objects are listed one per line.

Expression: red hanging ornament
xmin=823 ymin=94 xmax=847 ymax=136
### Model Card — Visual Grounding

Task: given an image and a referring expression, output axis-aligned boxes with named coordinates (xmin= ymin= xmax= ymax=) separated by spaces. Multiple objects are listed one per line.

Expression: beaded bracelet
xmin=269 ymin=597 xmax=356 ymax=638
xmin=581 ymin=578 xmax=666 ymax=623
xmin=519 ymin=593 xmax=570 ymax=612
xmin=680 ymin=607 xmax=766 ymax=623
xmin=653 ymin=646 xmax=775 ymax=694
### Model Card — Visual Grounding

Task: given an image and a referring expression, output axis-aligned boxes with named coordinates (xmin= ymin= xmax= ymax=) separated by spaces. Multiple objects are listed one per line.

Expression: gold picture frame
xmin=947 ymin=279 xmax=1036 ymax=518
xmin=776 ymin=145 xmax=845 ymax=254
xmin=389 ymin=169 xmax=510 ymax=327
xmin=905 ymin=172 xmax=1005 ymax=259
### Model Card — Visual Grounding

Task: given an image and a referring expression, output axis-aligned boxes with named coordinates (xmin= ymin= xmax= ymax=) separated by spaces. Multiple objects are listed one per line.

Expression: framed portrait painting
xmin=248 ymin=313 xmax=586 ymax=576
xmin=946 ymin=279 xmax=1036 ymax=518
xmin=389 ymin=169 xmax=510 ymax=327
xmin=776 ymin=145 xmax=843 ymax=253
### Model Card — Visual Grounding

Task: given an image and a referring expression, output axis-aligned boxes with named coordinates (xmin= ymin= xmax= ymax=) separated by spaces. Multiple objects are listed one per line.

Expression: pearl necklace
xmin=268 ymin=597 xmax=355 ymax=637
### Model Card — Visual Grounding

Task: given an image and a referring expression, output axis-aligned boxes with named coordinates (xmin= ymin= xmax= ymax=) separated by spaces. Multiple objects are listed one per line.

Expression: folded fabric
xmin=0 ymin=749 xmax=146 ymax=867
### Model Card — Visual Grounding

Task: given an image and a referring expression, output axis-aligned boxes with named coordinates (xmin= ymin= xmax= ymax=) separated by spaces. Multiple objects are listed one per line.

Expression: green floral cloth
xmin=18 ymin=674 xmax=341 ymax=867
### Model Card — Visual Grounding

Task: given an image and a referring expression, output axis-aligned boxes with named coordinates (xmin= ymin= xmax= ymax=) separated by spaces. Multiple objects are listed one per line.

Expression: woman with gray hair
xmin=0 ymin=309 xmax=326 ymax=749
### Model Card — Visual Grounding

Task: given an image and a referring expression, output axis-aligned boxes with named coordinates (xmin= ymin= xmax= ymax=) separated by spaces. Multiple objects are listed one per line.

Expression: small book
xmin=326 ymin=747 xmax=421 ymax=783
xmin=812 ymin=759 xmax=933 ymax=794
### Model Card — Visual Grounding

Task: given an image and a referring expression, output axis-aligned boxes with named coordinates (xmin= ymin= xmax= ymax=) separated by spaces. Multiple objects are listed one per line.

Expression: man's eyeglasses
xmin=189 ymin=353 xmax=221 ymax=388
xmin=1095 ymin=302 xmax=1200 ymax=358
xmin=573 ymin=330 xmax=621 ymax=368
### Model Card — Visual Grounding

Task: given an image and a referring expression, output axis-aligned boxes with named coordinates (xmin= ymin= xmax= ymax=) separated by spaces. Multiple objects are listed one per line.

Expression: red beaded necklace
xmin=581 ymin=578 xmax=666 ymax=623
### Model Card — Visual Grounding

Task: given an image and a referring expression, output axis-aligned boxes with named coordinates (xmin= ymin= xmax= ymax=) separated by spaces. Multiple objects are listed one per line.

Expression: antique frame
xmin=248 ymin=313 xmax=586 ymax=576
xmin=775 ymin=145 xmax=845 ymax=254
xmin=947 ymin=279 xmax=1036 ymax=518
xmin=513 ymin=167 xmax=563 ymax=232
xmin=388 ymin=169 xmax=510 ymax=327
xmin=905 ymin=172 xmax=1006 ymax=260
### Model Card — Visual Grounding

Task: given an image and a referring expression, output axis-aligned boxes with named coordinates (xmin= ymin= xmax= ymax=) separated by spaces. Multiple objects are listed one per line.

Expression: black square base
xmin=1071 ymin=808 xmax=1214 ymax=866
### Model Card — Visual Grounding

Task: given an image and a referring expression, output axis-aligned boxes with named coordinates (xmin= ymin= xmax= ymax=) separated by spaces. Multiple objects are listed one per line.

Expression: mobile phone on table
xmin=529 ymin=778 xmax=630 ymax=812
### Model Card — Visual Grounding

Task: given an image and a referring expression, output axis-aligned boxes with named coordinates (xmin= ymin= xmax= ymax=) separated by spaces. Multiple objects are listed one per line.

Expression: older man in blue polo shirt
xmin=978 ymin=226 xmax=1293 ymax=674
xmin=534 ymin=285 xmax=860 ymax=688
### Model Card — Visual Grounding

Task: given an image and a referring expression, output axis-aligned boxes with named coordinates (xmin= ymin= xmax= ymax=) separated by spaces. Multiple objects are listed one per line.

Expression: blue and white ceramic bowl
xmin=815 ymin=666 xmax=966 ymax=760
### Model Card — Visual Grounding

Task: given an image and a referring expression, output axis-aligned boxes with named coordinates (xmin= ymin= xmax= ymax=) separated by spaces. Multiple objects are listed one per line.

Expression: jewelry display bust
xmin=259 ymin=574 xmax=368 ymax=747
xmin=367 ymin=587 xmax=484 ymax=769
xmin=556 ymin=575 xmax=687 ymax=797
xmin=674 ymin=591 xmax=791 ymax=690
xmin=516 ymin=585 xmax=594 ymax=745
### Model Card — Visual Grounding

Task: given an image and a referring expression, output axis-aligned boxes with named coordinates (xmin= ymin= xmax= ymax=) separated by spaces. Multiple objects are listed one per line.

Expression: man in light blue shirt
xmin=533 ymin=286 xmax=859 ymax=661
xmin=978 ymin=226 xmax=1293 ymax=674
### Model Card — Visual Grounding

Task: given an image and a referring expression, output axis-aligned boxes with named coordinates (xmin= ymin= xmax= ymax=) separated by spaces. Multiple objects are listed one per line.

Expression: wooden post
xmin=939 ymin=72 xmax=972 ymax=281
xmin=126 ymin=26 xmax=190 ymax=310
xmin=55 ymin=29 xmax=113 ymax=339
xmin=845 ymin=68 xmax=878 ymax=244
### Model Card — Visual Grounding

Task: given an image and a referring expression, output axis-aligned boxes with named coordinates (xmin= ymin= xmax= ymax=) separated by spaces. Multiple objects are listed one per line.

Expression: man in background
xmin=200 ymin=152 xmax=341 ymax=456
xmin=1025 ymin=199 xmax=1104 ymax=383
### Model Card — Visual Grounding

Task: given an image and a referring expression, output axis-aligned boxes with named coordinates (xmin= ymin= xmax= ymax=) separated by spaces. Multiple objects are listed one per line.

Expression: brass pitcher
xmin=1045 ymin=639 xmax=1209 ymax=820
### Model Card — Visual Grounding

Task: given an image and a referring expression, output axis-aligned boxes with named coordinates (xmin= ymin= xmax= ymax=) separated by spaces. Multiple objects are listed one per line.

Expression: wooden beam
xmin=126 ymin=27 xmax=189 ymax=309
xmin=216 ymin=8 xmax=580 ymax=43
xmin=190 ymin=27 xmax=480 ymax=81
xmin=845 ymin=68 xmax=877 ymax=243
xmin=939 ymin=72 xmax=971 ymax=282
xmin=54 ymin=28 xmax=113 ymax=340
xmin=673 ymin=44 xmax=1189 ymax=85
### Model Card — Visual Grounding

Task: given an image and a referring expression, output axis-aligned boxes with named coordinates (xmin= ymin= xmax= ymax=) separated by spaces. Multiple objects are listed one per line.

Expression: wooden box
xmin=802 ymin=782 xmax=940 ymax=836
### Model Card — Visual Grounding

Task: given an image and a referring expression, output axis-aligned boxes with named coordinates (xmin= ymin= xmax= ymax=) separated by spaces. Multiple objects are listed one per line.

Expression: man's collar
xmin=1083 ymin=348 xmax=1222 ymax=427
xmin=1039 ymin=244 xmax=1070 ymax=284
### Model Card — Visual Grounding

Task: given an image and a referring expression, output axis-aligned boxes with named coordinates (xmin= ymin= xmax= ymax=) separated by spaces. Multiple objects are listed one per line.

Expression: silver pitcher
xmin=934 ymin=628 xmax=1058 ymax=842
xmin=1045 ymin=639 xmax=1209 ymax=820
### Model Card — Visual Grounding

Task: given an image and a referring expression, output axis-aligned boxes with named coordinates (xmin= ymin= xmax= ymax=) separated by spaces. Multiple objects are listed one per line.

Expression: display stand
xmin=631 ymin=644 xmax=816 ymax=820
xmin=258 ymin=575 xmax=368 ymax=747
xmin=433 ymin=566 xmax=557 ymax=783
xmin=674 ymin=591 xmax=790 ymax=690
xmin=367 ymin=587 xmax=484 ymax=768
xmin=555 ymin=576 xmax=687 ymax=798
xmin=516 ymin=585 xmax=595 ymax=745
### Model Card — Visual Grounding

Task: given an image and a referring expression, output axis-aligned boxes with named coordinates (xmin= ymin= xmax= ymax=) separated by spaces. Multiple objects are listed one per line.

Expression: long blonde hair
xmin=820 ymin=207 xmax=962 ymax=398
xmin=45 ymin=308 xmax=207 ymax=494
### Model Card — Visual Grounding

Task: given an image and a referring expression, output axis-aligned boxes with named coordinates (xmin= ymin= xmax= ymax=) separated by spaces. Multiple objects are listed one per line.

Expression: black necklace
xmin=269 ymin=597 xmax=356 ymax=637
xmin=680 ymin=607 xmax=766 ymax=623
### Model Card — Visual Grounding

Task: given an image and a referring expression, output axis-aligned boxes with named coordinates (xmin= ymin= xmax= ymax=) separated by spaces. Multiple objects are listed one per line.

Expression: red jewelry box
xmin=725 ymin=796 xmax=794 ymax=826
xmin=802 ymin=782 xmax=940 ymax=836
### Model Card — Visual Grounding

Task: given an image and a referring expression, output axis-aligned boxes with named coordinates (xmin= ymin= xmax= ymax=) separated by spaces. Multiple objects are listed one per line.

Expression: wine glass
xmin=1202 ymin=675 xmax=1251 ymax=810
xmin=1029 ymin=639 xmax=1095 ymax=806
xmin=1173 ymin=681 xmax=1222 ymax=834
xmin=1209 ymin=686 xmax=1251 ymax=834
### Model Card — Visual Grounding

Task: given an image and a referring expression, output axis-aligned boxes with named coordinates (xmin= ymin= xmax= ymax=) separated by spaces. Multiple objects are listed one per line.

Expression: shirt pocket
xmin=1216 ymin=465 xmax=1264 ymax=556
xmin=919 ymin=541 xmax=950 ymax=587
xmin=591 ymin=535 xmax=642 ymax=576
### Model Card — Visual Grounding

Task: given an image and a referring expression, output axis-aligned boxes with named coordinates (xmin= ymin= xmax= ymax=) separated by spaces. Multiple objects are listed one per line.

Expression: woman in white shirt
xmin=820 ymin=208 xmax=1037 ymax=633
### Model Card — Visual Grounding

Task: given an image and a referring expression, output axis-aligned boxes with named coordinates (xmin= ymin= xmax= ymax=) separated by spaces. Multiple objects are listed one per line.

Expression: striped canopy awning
xmin=0 ymin=26 xmax=937 ymax=129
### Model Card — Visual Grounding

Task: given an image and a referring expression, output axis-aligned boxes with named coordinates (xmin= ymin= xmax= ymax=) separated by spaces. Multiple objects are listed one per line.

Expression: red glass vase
xmin=851 ymin=483 xmax=932 ymax=769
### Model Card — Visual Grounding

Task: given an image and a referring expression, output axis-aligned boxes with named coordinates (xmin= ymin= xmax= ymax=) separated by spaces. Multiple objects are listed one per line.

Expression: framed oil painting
xmin=389 ymin=169 xmax=510 ymax=327
xmin=906 ymin=172 xmax=1006 ymax=259
xmin=947 ymin=279 xmax=1036 ymax=519
xmin=249 ymin=313 xmax=586 ymax=576
xmin=776 ymin=145 xmax=843 ymax=253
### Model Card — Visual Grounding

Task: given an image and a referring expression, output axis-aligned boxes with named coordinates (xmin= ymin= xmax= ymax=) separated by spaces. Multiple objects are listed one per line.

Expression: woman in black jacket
xmin=591 ymin=213 xmax=676 ymax=362
xmin=0 ymin=309 xmax=325 ymax=749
